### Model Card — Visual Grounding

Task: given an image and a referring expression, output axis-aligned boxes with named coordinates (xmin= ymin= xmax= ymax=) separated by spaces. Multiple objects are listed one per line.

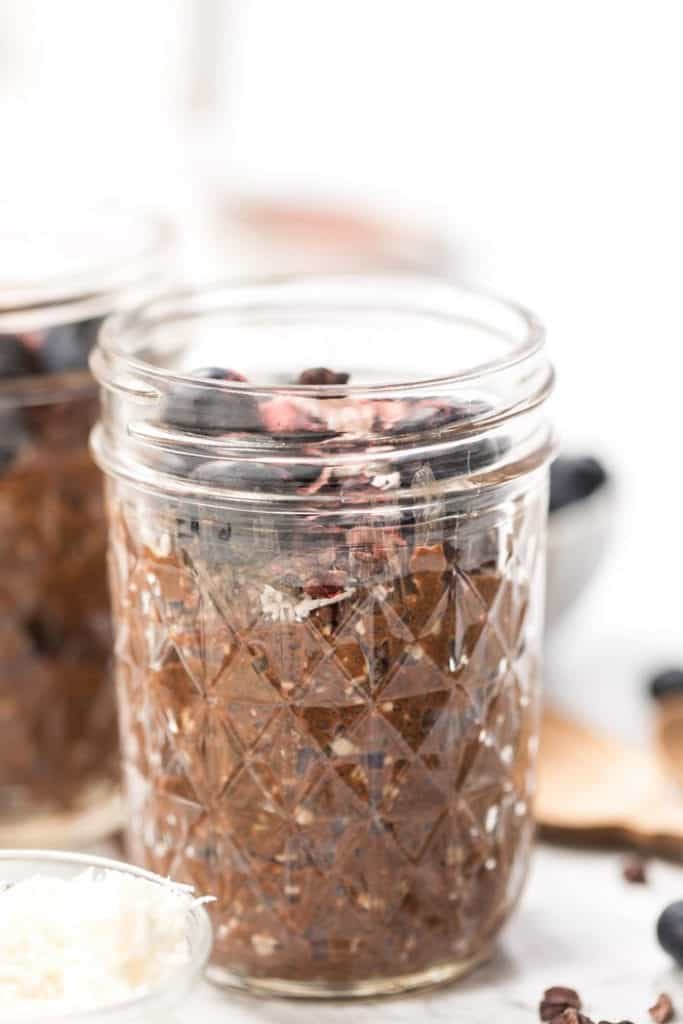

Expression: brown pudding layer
xmin=0 ymin=389 xmax=116 ymax=819
xmin=110 ymin=481 xmax=545 ymax=988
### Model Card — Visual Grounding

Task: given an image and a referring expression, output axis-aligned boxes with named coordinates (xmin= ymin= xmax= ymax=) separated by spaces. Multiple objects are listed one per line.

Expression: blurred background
xmin=2 ymin=0 xmax=680 ymax=741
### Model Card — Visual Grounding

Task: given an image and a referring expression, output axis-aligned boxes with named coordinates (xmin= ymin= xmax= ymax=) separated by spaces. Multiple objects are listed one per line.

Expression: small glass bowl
xmin=0 ymin=850 xmax=213 ymax=1022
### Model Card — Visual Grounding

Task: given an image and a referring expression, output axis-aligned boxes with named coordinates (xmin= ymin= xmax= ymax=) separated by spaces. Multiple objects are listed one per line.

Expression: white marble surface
xmin=171 ymin=843 xmax=683 ymax=1023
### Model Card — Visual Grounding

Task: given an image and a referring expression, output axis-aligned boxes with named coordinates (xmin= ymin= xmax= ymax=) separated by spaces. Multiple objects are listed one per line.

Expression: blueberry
xmin=163 ymin=369 xmax=259 ymax=434
xmin=399 ymin=436 xmax=505 ymax=487
xmin=0 ymin=334 xmax=34 ymax=379
xmin=391 ymin=399 xmax=489 ymax=436
xmin=77 ymin=316 xmax=105 ymax=351
xmin=192 ymin=459 xmax=288 ymax=492
xmin=192 ymin=366 xmax=247 ymax=382
xmin=649 ymin=668 xmax=683 ymax=701
xmin=657 ymin=901 xmax=683 ymax=963
xmin=0 ymin=408 xmax=27 ymax=473
xmin=549 ymin=456 xmax=607 ymax=513
xmin=39 ymin=321 xmax=95 ymax=373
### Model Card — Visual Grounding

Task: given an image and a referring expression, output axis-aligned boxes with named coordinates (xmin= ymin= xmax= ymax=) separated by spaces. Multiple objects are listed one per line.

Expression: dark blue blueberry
xmin=550 ymin=456 xmax=607 ymax=513
xmin=431 ymin=438 xmax=505 ymax=481
xmin=192 ymin=459 xmax=288 ymax=492
xmin=39 ymin=321 xmax=95 ymax=373
xmin=657 ymin=901 xmax=683 ymax=963
xmin=163 ymin=368 xmax=259 ymax=434
xmin=192 ymin=366 xmax=247 ymax=382
xmin=649 ymin=668 xmax=683 ymax=701
xmin=0 ymin=334 xmax=34 ymax=379
xmin=0 ymin=408 xmax=27 ymax=473
xmin=365 ymin=751 xmax=385 ymax=770
xmin=398 ymin=436 xmax=505 ymax=488
xmin=392 ymin=399 xmax=489 ymax=436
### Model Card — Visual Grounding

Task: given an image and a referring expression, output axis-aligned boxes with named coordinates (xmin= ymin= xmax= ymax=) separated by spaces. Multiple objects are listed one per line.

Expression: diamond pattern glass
xmin=108 ymin=480 xmax=546 ymax=994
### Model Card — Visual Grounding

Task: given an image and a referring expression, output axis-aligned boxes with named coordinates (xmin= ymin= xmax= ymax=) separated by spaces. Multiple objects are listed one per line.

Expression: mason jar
xmin=0 ymin=205 xmax=173 ymax=846
xmin=91 ymin=276 xmax=555 ymax=997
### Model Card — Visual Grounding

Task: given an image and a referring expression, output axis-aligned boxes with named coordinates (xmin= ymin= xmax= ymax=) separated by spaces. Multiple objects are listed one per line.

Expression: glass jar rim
xmin=91 ymin=274 xmax=555 ymax=508
xmin=0 ymin=848 xmax=212 ymax=1023
xmin=95 ymin=273 xmax=547 ymax=395
xmin=0 ymin=204 xmax=174 ymax=331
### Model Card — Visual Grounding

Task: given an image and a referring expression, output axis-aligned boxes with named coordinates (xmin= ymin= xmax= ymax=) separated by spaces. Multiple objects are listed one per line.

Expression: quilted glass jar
xmin=91 ymin=276 xmax=555 ymax=997
xmin=0 ymin=204 xmax=173 ymax=846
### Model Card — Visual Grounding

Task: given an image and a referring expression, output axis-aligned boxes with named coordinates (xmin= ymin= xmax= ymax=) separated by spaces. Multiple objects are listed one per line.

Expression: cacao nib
xmin=297 ymin=367 xmax=350 ymax=386
xmin=622 ymin=855 xmax=647 ymax=884
xmin=540 ymin=987 xmax=582 ymax=1021
xmin=649 ymin=994 xmax=674 ymax=1023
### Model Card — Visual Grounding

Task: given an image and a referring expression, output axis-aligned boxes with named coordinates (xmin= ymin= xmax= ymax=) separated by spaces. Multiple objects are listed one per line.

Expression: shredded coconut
xmin=0 ymin=868 xmax=199 ymax=1018
xmin=260 ymin=583 xmax=355 ymax=623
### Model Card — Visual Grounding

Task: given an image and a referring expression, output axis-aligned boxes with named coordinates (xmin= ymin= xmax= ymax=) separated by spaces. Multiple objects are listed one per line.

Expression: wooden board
xmin=537 ymin=705 xmax=683 ymax=858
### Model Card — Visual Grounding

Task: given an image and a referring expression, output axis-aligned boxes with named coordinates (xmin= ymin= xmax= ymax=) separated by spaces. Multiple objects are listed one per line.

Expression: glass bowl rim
xmin=0 ymin=848 xmax=213 ymax=1024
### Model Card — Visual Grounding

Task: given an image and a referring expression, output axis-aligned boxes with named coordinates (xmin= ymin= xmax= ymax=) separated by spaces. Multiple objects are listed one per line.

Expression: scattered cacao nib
xmin=622 ymin=855 xmax=648 ymax=884
xmin=297 ymin=367 xmax=350 ymax=386
xmin=649 ymin=993 xmax=674 ymax=1023
xmin=540 ymin=987 xmax=582 ymax=1021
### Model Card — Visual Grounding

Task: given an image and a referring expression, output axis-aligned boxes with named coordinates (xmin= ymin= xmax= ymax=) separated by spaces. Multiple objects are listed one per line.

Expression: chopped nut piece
xmin=251 ymin=934 xmax=278 ymax=957
xmin=649 ymin=994 xmax=674 ymax=1023
xmin=330 ymin=737 xmax=358 ymax=756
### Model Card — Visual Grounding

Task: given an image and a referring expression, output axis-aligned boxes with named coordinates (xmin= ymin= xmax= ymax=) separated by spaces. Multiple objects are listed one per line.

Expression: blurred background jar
xmin=0 ymin=204 xmax=173 ymax=847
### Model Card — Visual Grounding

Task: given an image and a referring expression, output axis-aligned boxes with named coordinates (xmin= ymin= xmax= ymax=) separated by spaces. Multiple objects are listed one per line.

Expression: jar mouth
xmin=96 ymin=273 xmax=545 ymax=394
xmin=91 ymin=275 xmax=555 ymax=505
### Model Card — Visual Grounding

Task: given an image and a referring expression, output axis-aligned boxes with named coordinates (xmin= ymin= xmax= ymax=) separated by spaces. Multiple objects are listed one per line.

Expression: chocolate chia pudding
xmin=0 ymin=328 xmax=116 ymax=828
xmin=0 ymin=206 xmax=173 ymax=842
xmin=92 ymin=277 xmax=555 ymax=995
